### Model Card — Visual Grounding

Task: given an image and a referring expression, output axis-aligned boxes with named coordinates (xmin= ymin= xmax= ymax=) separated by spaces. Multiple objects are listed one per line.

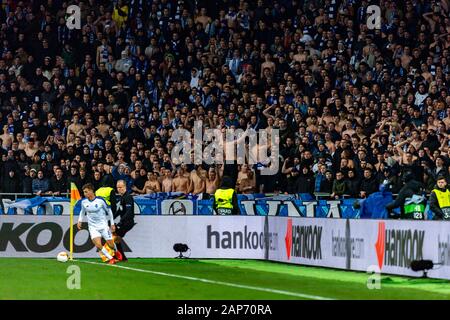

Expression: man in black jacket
xmin=113 ymin=180 xmax=136 ymax=261
xmin=359 ymin=169 xmax=379 ymax=198
xmin=345 ymin=169 xmax=361 ymax=198
xmin=22 ymin=167 xmax=34 ymax=195
xmin=385 ymin=173 xmax=426 ymax=220
xmin=2 ymin=170 xmax=21 ymax=200
xmin=296 ymin=166 xmax=315 ymax=196
xmin=49 ymin=168 xmax=68 ymax=196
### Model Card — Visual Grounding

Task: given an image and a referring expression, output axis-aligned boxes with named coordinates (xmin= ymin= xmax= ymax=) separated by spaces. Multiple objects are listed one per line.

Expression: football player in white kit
xmin=77 ymin=183 xmax=122 ymax=264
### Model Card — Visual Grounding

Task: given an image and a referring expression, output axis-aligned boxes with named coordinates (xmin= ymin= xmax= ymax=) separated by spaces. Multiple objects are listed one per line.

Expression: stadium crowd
xmin=0 ymin=0 xmax=449 ymax=201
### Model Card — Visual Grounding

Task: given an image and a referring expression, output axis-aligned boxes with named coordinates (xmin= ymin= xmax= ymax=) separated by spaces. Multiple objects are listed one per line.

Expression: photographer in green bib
xmin=429 ymin=176 xmax=450 ymax=220
xmin=385 ymin=172 xmax=426 ymax=220
xmin=213 ymin=176 xmax=239 ymax=215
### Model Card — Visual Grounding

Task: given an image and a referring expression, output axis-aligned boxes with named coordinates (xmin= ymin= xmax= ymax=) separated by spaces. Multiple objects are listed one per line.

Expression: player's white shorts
xmin=88 ymin=225 xmax=113 ymax=241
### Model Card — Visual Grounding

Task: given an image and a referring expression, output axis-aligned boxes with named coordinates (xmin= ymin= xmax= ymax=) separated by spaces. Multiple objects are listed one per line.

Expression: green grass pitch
xmin=0 ymin=258 xmax=449 ymax=300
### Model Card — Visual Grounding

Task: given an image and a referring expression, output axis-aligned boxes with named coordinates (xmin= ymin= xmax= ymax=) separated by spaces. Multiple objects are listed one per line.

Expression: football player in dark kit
xmin=113 ymin=180 xmax=136 ymax=261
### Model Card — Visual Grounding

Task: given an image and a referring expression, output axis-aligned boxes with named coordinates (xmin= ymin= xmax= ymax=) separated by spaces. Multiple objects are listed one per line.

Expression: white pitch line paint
xmin=75 ymin=259 xmax=334 ymax=300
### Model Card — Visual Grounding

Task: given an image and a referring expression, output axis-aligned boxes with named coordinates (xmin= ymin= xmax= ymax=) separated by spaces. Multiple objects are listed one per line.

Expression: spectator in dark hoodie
xmin=67 ymin=166 xmax=80 ymax=189
xmin=296 ymin=166 xmax=315 ymax=196
xmin=92 ymin=170 xmax=103 ymax=190
xmin=282 ymin=157 xmax=300 ymax=194
xmin=345 ymin=169 xmax=360 ymax=198
xmin=423 ymin=171 xmax=436 ymax=193
xmin=1 ymin=150 xmax=19 ymax=181
xmin=2 ymin=170 xmax=21 ymax=199
xmin=101 ymin=164 xmax=116 ymax=188
xmin=22 ymin=167 xmax=35 ymax=196
xmin=383 ymin=166 xmax=403 ymax=194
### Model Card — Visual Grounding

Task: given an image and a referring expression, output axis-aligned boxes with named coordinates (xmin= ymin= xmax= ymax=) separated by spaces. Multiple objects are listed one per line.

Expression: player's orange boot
xmin=115 ymin=250 xmax=123 ymax=261
xmin=108 ymin=258 xmax=117 ymax=265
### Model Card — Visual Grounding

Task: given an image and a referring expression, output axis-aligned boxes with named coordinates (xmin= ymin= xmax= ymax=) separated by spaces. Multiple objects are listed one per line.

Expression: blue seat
xmin=36 ymin=206 xmax=45 ymax=215
xmin=298 ymin=193 xmax=314 ymax=201
xmin=53 ymin=205 xmax=63 ymax=215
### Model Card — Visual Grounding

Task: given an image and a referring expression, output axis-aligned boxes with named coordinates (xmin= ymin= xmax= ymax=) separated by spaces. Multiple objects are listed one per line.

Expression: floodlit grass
xmin=0 ymin=258 xmax=449 ymax=300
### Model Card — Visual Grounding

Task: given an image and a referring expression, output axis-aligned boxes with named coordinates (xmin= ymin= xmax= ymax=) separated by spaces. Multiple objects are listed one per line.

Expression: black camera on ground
xmin=173 ymin=243 xmax=189 ymax=258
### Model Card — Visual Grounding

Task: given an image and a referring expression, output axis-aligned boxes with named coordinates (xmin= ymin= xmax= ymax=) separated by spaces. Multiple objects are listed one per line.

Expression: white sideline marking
xmin=76 ymin=260 xmax=333 ymax=300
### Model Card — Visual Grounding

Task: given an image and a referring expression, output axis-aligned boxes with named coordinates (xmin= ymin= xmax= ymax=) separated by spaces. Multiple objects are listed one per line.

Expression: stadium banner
xmin=267 ymin=217 xmax=450 ymax=279
xmin=0 ymin=215 xmax=99 ymax=258
xmin=267 ymin=216 xmax=348 ymax=269
xmin=238 ymin=199 xmax=359 ymax=218
xmin=0 ymin=215 xmax=266 ymax=259
xmin=128 ymin=215 xmax=266 ymax=259
xmin=347 ymin=219 xmax=450 ymax=280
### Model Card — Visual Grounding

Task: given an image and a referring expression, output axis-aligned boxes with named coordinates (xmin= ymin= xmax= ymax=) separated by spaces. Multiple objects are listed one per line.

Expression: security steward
xmin=114 ymin=180 xmax=136 ymax=261
xmin=213 ymin=176 xmax=239 ymax=215
xmin=95 ymin=185 xmax=117 ymax=213
xmin=429 ymin=176 xmax=450 ymax=220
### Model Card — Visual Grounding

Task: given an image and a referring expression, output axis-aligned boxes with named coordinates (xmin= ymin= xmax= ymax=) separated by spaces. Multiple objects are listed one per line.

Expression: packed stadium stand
xmin=0 ymin=0 xmax=448 ymax=203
